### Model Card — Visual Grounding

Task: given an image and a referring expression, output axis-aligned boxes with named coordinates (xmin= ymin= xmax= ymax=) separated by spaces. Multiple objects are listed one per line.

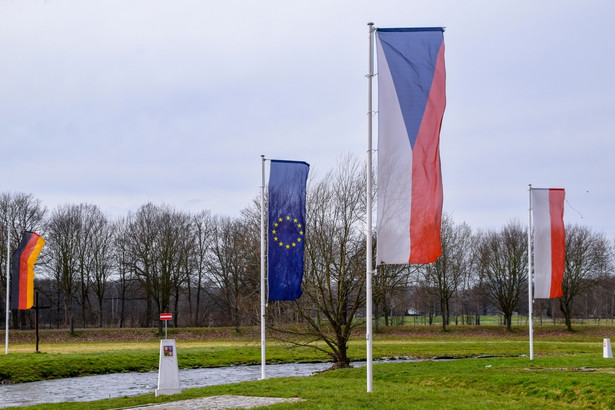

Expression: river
xmin=0 ymin=361 xmax=379 ymax=408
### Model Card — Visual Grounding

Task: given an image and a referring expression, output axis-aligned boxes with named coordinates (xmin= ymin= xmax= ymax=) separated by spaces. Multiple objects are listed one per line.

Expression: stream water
xmin=0 ymin=360 xmax=391 ymax=408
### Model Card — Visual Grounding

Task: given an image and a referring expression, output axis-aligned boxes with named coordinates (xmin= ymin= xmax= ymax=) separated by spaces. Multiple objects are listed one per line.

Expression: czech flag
xmin=532 ymin=188 xmax=565 ymax=299
xmin=10 ymin=231 xmax=45 ymax=310
xmin=376 ymin=27 xmax=446 ymax=265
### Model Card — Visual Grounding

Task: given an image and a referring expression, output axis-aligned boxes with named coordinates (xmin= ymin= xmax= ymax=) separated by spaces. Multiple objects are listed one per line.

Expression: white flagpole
xmin=5 ymin=226 xmax=10 ymax=355
xmin=528 ymin=184 xmax=534 ymax=360
xmin=260 ymin=154 xmax=267 ymax=379
xmin=366 ymin=22 xmax=375 ymax=393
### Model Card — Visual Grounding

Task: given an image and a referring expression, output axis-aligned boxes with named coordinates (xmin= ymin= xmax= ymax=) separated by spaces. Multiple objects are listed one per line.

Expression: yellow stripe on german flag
xmin=10 ymin=231 xmax=45 ymax=310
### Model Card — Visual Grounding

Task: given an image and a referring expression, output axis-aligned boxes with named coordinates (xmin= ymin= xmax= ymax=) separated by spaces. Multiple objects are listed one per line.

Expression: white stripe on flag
xmin=375 ymin=34 xmax=412 ymax=264
xmin=533 ymin=189 xmax=552 ymax=299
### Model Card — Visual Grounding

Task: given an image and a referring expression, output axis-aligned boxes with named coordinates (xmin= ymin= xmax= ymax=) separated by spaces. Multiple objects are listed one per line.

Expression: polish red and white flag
xmin=532 ymin=188 xmax=565 ymax=299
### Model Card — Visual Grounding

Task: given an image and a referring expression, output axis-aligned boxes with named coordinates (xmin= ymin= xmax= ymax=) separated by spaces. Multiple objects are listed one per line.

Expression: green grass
xmin=3 ymin=325 xmax=615 ymax=409
xmin=13 ymin=355 xmax=615 ymax=409
xmin=2 ymin=324 xmax=613 ymax=383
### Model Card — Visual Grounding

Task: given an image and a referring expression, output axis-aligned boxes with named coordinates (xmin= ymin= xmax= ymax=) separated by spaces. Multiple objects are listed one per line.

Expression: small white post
xmin=604 ymin=338 xmax=613 ymax=359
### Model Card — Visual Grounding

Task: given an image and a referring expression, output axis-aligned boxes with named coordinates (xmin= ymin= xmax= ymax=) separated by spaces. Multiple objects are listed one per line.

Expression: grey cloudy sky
xmin=1 ymin=0 xmax=614 ymax=237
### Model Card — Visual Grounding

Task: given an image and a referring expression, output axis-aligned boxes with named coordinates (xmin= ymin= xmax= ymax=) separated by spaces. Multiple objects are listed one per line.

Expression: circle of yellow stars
xmin=271 ymin=216 xmax=304 ymax=249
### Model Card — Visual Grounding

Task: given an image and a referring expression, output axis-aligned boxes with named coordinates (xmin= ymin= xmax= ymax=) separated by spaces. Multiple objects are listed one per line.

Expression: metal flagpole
xmin=260 ymin=154 xmax=267 ymax=379
xmin=528 ymin=184 xmax=534 ymax=360
xmin=366 ymin=22 xmax=375 ymax=393
xmin=5 ymin=226 xmax=10 ymax=355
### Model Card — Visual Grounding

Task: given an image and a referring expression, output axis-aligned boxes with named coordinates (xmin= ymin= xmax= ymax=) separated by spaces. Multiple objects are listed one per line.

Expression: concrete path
xmin=128 ymin=395 xmax=304 ymax=409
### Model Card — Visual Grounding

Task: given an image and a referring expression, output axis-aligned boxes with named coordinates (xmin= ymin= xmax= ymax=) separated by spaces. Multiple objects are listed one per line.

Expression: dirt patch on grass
xmin=7 ymin=324 xmax=615 ymax=344
xmin=7 ymin=327 xmax=259 ymax=344
xmin=373 ymin=324 xmax=615 ymax=340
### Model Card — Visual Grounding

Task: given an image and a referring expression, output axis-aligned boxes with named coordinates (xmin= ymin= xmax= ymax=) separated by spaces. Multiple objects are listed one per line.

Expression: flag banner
xmin=10 ymin=231 xmax=45 ymax=310
xmin=532 ymin=188 xmax=565 ymax=299
xmin=267 ymin=160 xmax=309 ymax=301
xmin=375 ymin=27 xmax=446 ymax=265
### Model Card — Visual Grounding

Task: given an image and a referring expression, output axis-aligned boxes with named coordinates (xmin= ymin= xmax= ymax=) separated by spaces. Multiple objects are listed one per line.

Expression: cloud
xmin=1 ymin=0 xmax=614 ymax=238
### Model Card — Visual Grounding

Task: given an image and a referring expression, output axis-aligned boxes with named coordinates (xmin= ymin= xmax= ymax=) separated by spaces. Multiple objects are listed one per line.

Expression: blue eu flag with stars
xmin=268 ymin=159 xmax=309 ymax=301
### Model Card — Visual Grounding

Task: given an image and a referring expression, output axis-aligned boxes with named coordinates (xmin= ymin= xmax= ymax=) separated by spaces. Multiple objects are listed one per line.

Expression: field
xmin=3 ymin=324 xmax=615 ymax=409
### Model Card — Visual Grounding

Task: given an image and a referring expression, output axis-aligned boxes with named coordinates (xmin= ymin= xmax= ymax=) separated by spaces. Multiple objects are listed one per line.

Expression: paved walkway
xmin=128 ymin=395 xmax=304 ymax=409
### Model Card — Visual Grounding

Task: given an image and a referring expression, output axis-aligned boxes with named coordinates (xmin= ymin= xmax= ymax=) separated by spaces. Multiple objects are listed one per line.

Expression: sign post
xmin=156 ymin=313 xmax=181 ymax=396
xmin=160 ymin=312 xmax=172 ymax=339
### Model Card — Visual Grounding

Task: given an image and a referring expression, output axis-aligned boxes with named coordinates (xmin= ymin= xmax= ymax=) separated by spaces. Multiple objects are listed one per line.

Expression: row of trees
xmin=1 ymin=156 xmax=614 ymax=367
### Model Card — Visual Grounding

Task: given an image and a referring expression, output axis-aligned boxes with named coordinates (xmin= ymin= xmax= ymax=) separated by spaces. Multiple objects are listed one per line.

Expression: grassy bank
xmin=13 ymin=354 xmax=615 ymax=409
xmin=3 ymin=325 xmax=615 ymax=409
xmin=2 ymin=325 xmax=614 ymax=383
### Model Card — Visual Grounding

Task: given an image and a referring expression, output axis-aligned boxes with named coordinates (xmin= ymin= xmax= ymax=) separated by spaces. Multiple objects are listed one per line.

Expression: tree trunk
xmin=374 ymin=304 xmax=380 ymax=333
xmin=99 ymin=299 xmax=104 ymax=327
xmin=332 ymin=336 xmax=351 ymax=369
xmin=559 ymin=299 xmax=573 ymax=331
xmin=119 ymin=289 xmax=126 ymax=328
xmin=68 ymin=305 xmax=74 ymax=335
xmin=56 ymin=294 xmax=61 ymax=329
xmin=440 ymin=298 xmax=447 ymax=331
xmin=173 ymin=289 xmax=180 ymax=328
xmin=187 ymin=281 xmax=193 ymax=327
xmin=195 ymin=280 xmax=202 ymax=327
xmin=505 ymin=313 xmax=512 ymax=330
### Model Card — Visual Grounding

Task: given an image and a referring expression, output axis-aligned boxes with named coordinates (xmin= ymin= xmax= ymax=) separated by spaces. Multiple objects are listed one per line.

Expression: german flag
xmin=10 ymin=231 xmax=45 ymax=310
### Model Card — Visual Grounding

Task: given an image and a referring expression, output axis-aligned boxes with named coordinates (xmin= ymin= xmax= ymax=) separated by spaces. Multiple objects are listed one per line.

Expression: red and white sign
xmin=160 ymin=313 xmax=172 ymax=321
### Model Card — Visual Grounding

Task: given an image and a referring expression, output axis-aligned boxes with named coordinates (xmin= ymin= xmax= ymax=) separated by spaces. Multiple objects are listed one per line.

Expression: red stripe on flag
xmin=548 ymin=189 xmax=565 ymax=298
xmin=408 ymin=42 xmax=446 ymax=264
xmin=19 ymin=234 xmax=39 ymax=310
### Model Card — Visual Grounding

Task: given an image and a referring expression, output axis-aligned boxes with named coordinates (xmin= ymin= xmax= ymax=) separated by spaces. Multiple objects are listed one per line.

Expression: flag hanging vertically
xmin=532 ymin=188 xmax=565 ymax=299
xmin=375 ymin=27 xmax=446 ymax=265
xmin=267 ymin=160 xmax=309 ymax=301
xmin=10 ymin=231 xmax=45 ymax=310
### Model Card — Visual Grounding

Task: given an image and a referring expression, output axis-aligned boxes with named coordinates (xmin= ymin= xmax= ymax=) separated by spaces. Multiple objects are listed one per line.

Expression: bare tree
xmin=0 ymin=192 xmax=46 ymax=329
xmin=0 ymin=193 xmax=47 ymax=238
xmin=114 ymin=217 xmax=139 ymax=328
xmin=477 ymin=220 xmax=527 ymax=330
xmin=373 ymin=253 xmax=414 ymax=328
xmin=421 ymin=214 xmax=473 ymax=331
xmin=74 ymin=204 xmax=104 ymax=327
xmin=460 ymin=233 xmax=482 ymax=325
xmin=238 ymin=199 xmax=266 ymax=325
xmin=188 ymin=211 xmax=214 ymax=326
xmin=559 ymin=225 xmax=613 ymax=330
xmin=205 ymin=215 xmax=252 ymax=330
xmin=124 ymin=203 xmax=192 ymax=332
xmin=87 ymin=211 xmax=116 ymax=327
xmin=45 ymin=204 xmax=84 ymax=334
xmin=273 ymin=156 xmax=366 ymax=369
